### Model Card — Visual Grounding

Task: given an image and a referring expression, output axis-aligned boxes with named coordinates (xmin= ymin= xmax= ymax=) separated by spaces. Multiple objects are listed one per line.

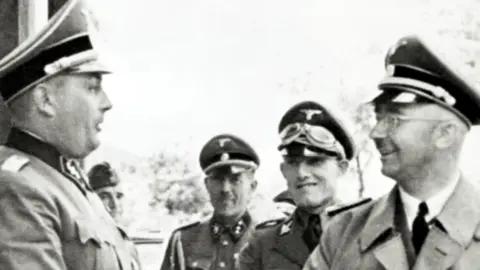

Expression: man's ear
xmin=31 ymin=82 xmax=56 ymax=117
xmin=433 ymin=121 xmax=458 ymax=149
xmin=250 ymin=177 xmax=258 ymax=191
xmin=280 ymin=162 xmax=288 ymax=181
xmin=204 ymin=177 xmax=209 ymax=186
xmin=280 ymin=162 xmax=286 ymax=179
xmin=338 ymin=159 xmax=349 ymax=175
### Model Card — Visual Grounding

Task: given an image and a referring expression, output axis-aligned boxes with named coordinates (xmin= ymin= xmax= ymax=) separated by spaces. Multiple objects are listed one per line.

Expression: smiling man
xmin=160 ymin=134 xmax=259 ymax=270
xmin=236 ymin=101 xmax=370 ymax=270
xmin=303 ymin=35 xmax=480 ymax=270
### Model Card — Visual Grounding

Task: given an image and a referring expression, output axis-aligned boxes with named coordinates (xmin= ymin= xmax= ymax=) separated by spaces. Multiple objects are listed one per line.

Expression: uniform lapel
xmin=273 ymin=213 xmax=311 ymax=266
xmin=413 ymin=177 xmax=480 ymax=270
xmin=394 ymin=192 xmax=416 ymax=267
xmin=360 ymin=187 xmax=410 ymax=270
xmin=413 ymin=227 xmax=462 ymax=270
xmin=373 ymin=234 xmax=410 ymax=270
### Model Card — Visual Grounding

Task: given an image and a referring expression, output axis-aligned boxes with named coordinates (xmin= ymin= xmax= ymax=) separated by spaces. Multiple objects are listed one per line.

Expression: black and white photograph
xmin=0 ymin=0 xmax=480 ymax=269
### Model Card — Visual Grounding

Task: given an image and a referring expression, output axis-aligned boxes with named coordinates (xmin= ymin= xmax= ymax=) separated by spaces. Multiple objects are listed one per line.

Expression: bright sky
xmin=86 ymin=0 xmax=480 ymax=200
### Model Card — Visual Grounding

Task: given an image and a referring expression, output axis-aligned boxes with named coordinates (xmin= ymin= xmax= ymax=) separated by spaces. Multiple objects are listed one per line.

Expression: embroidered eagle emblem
xmin=218 ymin=138 xmax=231 ymax=148
xmin=300 ymin=109 xmax=322 ymax=120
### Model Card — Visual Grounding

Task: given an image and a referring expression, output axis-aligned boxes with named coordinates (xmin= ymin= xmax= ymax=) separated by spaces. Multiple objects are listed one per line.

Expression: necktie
xmin=303 ymin=215 xmax=322 ymax=251
xmin=412 ymin=202 xmax=429 ymax=254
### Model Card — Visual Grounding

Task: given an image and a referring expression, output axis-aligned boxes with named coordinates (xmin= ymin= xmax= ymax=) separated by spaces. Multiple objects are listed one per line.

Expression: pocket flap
xmin=186 ymin=257 xmax=212 ymax=270
xmin=75 ymin=219 xmax=103 ymax=246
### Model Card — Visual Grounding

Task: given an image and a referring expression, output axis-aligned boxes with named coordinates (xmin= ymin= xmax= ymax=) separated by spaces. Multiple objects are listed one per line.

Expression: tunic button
xmin=219 ymin=261 xmax=226 ymax=268
xmin=222 ymin=240 xmax=228 ymax=246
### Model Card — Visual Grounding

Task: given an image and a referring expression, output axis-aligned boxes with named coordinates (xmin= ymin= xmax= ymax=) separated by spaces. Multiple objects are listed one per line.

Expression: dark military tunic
xmin=160 ymin=213 xmax=254 ymax=270
xmin=237 ymin=199 xmax=371 ymax=270
xmin=236 ymin=208 xmax=328 ymax=270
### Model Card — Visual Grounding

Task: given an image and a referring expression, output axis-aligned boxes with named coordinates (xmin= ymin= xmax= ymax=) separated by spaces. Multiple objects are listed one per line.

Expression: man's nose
xmin=369 ymin=122 xmax=388 ymax=139
xmin=220 ymin=178 xmax=233 ymax=192
xmin=100 ymin=90 xmax=113 ymax=113
xmin=108 ymin=197 xmax=118 ymax=210
xmin=296 ymin=162 xmax=311 ymax=180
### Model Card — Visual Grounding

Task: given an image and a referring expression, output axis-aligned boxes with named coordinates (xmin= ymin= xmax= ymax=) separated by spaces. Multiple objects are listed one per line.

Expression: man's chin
xmin=214 ymin=208 xmax=245 ymax=219
xmin=67 ymin=141 xmax=100 ymax=159
xmin=380 ymin=164 xmax=399 ymax=179
xmin=89 ymin=138 xmax=101 ymax=152
xmin=215 ymin=209 xmax=236 ymax=217
xmin=297 ymin=196 xmax=332 ymax=210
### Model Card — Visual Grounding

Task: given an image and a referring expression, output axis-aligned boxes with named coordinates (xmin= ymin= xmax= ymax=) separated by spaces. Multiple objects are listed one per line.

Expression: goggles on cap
xmin=279 ymin=123 xmax=345 ymax=158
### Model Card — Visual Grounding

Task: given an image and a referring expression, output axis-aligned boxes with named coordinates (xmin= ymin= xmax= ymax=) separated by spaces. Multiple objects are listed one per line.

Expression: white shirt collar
xmin=399 ymin=171 xmax=460 ymax=231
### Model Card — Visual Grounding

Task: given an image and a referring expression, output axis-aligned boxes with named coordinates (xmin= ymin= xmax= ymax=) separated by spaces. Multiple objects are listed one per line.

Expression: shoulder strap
xmin=326 ymin=198 xmax=372 ymax=217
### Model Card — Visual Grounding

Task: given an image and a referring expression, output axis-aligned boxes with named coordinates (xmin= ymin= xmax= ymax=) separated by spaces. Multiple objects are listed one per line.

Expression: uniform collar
xmin=295 ymin=199 xmax=335 ymax=230
xmin=210 ymin=211 xmax=251 ymax=243
xmin=295 ymin=208 xmax=321 ymax=230
xmin=360 ymin=177 xmax=480 ymax=251
xmin=398 ymin=172 xmax=460 ymax=231
xmin=6 ymin=128 xmax=62 ymax=170
xmin=5 ymin=127 xmax=91 ymax=194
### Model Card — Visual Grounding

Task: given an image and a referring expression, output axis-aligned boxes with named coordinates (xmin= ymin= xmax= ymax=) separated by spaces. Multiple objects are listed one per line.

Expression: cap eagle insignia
xmin=217 ymin=138 xmax=231 ymax=148
xmin=300 ymin=109 xmax=322 ymax=121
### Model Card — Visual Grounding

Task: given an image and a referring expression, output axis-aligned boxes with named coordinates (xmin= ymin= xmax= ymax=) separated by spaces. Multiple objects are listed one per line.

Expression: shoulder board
xmin=174 ymin=220 xmax=201 ymax=232
xmin=326 ymin=198 xmax=372 ymax=217
xmin=255 ymin=218 xmax=285 ymax=230
xmin=1 ymin=155 xmax=30 ymax=173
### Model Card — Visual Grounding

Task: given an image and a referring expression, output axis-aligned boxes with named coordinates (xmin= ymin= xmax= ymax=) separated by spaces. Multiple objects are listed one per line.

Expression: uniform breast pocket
xmin=77 ymin=220 xmax=105 ymax=246
xmin=186 ymin=257 xmax=212 ymax=270
xmin=266 ymin=255 xmax=301 ymax=270
xmin=63 ymin=219 xmax=118 ymax=270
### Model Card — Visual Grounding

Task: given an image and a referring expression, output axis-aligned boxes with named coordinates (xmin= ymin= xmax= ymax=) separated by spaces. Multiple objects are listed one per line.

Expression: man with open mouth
xmin=237 ymin=101 xmax=370 ymax=270
xmin=303 ymin=35 xmax=480 ymax=270
xmin=0 ymin=0 xmax=140 ymax=269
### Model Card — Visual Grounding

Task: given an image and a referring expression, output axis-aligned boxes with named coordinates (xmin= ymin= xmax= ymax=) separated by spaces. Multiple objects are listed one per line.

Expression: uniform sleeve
xmin=160 ymin=230 xmax=185 ymax=270
xmin=0 ymin=175 xmax=66 ymax=270
xmin=130 ymin=241 xmax=143 ymax=270
xmin=235 ymin=232 xmax=263 ymax=270
xmin=303 ymin=211 xmax=353 ymax=270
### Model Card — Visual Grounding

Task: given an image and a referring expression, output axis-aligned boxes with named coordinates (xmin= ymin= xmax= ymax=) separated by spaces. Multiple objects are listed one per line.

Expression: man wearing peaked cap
xmin=304 ymin=35 xmax=480 ymax=270
xmin=160 ymin=134 xmax=259 ymax=270
xmin=199 ymin=133 xmax=260 ymax=175
xmin=0 ymin=1 xmax=140 ymax=270
xmin=237 ymin=101 xmax=370 ymax=270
